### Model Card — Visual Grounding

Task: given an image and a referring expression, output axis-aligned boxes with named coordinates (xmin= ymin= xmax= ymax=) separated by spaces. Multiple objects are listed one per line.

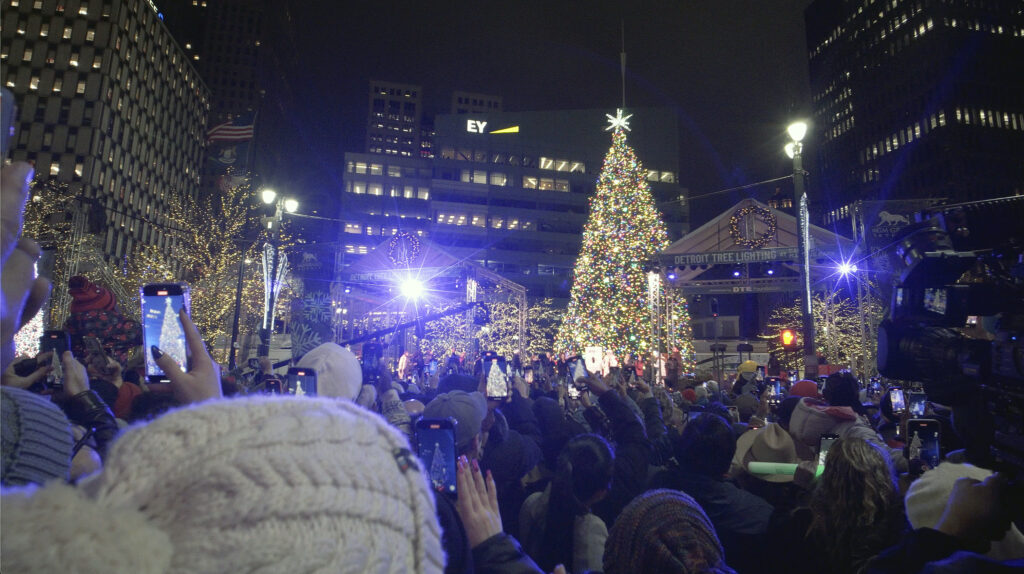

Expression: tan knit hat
xmin=0 ymin=396 xmax=444 ymax=573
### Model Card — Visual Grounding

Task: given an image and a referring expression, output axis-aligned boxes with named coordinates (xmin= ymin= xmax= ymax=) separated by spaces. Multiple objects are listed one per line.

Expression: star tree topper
xmin=605 ymin=108 xmax=633 ymax=132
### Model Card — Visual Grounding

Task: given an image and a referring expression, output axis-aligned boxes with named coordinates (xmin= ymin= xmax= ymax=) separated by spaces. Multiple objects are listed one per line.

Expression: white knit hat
xmin=0 ymin=396 xmax=445 ymax=573
xmin=905 ymin=461 xmax=1024 ymax=561
xmin=296 ymin=342 xmax=363 ymax=400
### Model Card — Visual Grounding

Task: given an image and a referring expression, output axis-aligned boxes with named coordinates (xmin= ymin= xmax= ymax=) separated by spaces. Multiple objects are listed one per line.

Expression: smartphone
xmin=141 ymin=283 xmax=191 ymax=383
xmin=1 ymin=87 xmax=16 ymax=159
xmin=906 ymin=419 xmax=941 ymax=468
xmin=524 ymin=367 xmax=534 ymax=384
xmin=287 ymin=367 xmax=317 ymax=397
xmin=908 ymin=392 xmax=927 ymax=417
xmin=40 ymin=330 xmax=71 ymax=357
xmin=484 ymin=355 xmax=509 ymax=400
xmin=756 ymin=365 xmax=766 ymax=380
xmin=264 ymin=377 xmax=283 ymax=394
xmin=889 ymin=387 xmax=906 ymax=415
xmin=566 ymin=355 xmax=588 ymax=386
xmin=567 ymin=384 xmax=581 ymax=400
xmin=818 ymin=433 xmax=839 ymax=467
xmin=416 ymin=418 xmax=457 ymax=497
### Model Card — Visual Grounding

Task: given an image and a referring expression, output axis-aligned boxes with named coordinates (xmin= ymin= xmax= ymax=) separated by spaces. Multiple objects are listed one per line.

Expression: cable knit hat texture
xmin=296 ymin=342 xmax=363 ymax=400
xmin=604 ymin=489 xmax=735 ymax=574
xmin=0 ymin=396 xmax=444 ymax=573
xmin=0 ymin=387 xmax=74 ymax=486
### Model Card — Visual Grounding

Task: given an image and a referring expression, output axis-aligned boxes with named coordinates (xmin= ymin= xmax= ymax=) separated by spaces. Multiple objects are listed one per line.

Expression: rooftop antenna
xmin=620 ymin=19 xmax=626 ymax=108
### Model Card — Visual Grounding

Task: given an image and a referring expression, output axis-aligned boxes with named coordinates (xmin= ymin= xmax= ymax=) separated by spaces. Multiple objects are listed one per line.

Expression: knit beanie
xmin=296 ymin=342 xmax=362 ymax=400
xmin=1 ymin=387 xmax=74 ymax=486
xmin=905 ymin=462 xmax=1024 ymax=561
xmin=789 ymin=380 xmax=822 ymax=399
xmin=0 ymin=396 xmax=445 ymax=573
xmin=604 ymin=489 xmax=736 ymax=574
xmin=68 ymin=276 xmax=116 ymax=313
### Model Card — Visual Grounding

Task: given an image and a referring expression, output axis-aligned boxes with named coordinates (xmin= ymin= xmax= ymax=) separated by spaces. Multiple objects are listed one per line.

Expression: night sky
xmin=256 ymin=0 xmax=814 ymax=226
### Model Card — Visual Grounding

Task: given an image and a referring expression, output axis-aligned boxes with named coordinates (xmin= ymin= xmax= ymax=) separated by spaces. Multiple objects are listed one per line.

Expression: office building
xmin=1 ymin=0 xmax=210 ymax=259
xmin=451 ymin=90 xmax=502 ymax=114
xmin=341 ymin=107 xmax=689 ymax=299
xmin=158 ymin=0 xmax=264 ymax=120
xmin=804 ymin=0 xmax=1024 ymax=216
xmin=366 ymin=80 xmax=422 ymax=157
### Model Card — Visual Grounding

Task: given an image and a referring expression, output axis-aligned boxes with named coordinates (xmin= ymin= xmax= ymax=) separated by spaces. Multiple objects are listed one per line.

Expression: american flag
xmin=206 ymin=114 xmax=255 ymax=143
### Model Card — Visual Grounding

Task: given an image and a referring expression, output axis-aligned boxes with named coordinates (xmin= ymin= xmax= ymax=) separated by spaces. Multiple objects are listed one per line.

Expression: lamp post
xmin=257 ymin=188 xmax=298 ymax=357
xmin=785 ymin=121 xmax=818 ymax=379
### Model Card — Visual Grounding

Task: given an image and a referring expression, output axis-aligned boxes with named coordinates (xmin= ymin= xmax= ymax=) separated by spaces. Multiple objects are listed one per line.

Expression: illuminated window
xmin=472 ymin=170 xmax=486 ymax=184
xmin=74 ymin=163 xmax=83 ymax=177
xmin=370 ymin=164 xmax=383 ymax=175
xmin=40 ymin=23 xmax=48 ymax=37
xmin=76 ymin=80 xmax=86 ymax=94
xmin=508 ymin=219 xmax=519 ymax=230
xmin=417 ymin=188 xmax=429 ymax=200
xmin=539 ymin=157 xmax=554 ymax=170
xmin=70 ymin=53 xmax=79 ymax=66
xmin=489 ymin=172 xmax=507 ymax=186
xmin=352 ymin=182 xmax=366 ymax=194
xmin=403 ymin=186 xmax=414 ymax=199
xmin=86 ymin=30 xmax=95 ymax=41
xmin=570 ymin=162 xmax=585 ymax=173
xmin=523 ymin=177 xmax=538 ymax=189
xmin=50 ymin=163 xmax=60 ymax=175
xmin=354 ymin=162 xmax=367 ymax=174
xmin=344 ymin=223 xmax=362 ymax=234
xmin=491 ymin=218 xmax=503 ymax=229
xmin=647 ymin=170 xmax=659 ymax=182
xmin=554 ymin=179 xmax=569 ymax=192
xmin=64 ymin=26 xmax=72 ymax=39
xmin=30 ymin=76 xmax=39 ymax=90
xmin=369 ymin=184 xmax=383 ymax=196
xmin=53 ymin=78 xmax=62 ymax=92
xmin=387 ymin=165 xmax=401 ymax=177
xmin=660 ymin=171 xmax=675 ymax=183
xmin=22 ymin=48 xmax=32 ymax=62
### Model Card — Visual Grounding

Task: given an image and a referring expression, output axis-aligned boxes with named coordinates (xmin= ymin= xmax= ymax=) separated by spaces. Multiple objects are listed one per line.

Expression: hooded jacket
xmin=788 ymin=398 xmax=908 ymax=471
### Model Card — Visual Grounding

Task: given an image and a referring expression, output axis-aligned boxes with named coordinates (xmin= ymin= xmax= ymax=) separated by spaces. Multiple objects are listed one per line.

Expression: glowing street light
xmin=283 ymin=198 xmax=299 ymax=213
xmin=837 ymin=261 xmax=858 ymax=276
xmin=261 ymin=188 xmax=277 ymax=204
xmin=786 ymin=119 xmax=817 ymax=378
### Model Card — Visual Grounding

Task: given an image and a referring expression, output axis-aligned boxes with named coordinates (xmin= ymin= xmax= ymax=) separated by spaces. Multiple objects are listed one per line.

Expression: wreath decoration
xmin=387 ymin=231 xmax=422 ymax=266
xmin=729 ymin=205 xmax=777 ymax=249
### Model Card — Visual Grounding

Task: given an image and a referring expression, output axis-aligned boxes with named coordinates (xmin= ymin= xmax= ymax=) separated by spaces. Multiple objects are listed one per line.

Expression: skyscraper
xmin=366 ymin=80 xmax=422 ymax=157
xmin=1 ymin=0 xmax=210 ymax=259
xmin=804 ymin=0 xmax=1024 ymax=216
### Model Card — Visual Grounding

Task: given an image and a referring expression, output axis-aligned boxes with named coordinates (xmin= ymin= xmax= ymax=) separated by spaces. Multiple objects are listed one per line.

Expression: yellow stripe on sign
xmin=489 ymin=126 xmax=519 ymax=134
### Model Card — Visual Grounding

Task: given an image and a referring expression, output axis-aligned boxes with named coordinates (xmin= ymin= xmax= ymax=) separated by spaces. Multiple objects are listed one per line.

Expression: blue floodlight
xmin=732 ymin=270 xmax=741 ymax=277
xmin=766 ymin=268 xmax=775 ymax=276
xmin=399 ymin=278 xmax=425 ymax=300
xmin=837 ymin=261 xmax=859 ymax=276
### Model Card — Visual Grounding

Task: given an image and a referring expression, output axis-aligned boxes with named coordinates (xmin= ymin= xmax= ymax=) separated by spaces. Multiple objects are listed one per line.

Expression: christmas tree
xmin=556 ymin=110 xmax=689 ymax=362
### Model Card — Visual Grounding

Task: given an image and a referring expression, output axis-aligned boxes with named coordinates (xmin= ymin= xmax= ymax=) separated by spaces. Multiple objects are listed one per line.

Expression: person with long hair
xmin=519 ymin=434 xmax=614 ymax=573
xmin=798 ymin=437 xmax=906 ymax=574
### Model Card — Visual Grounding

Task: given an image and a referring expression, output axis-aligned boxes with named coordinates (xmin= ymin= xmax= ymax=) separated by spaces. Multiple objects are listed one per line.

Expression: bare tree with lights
xmin=555 ymin=110 xmax=693 ymax=365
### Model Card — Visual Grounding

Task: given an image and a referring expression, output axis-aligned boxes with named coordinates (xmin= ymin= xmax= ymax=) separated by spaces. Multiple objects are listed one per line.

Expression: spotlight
xmin=399 ymin=278 xmax=425 ymax=300
xmin=837 ymin=261 xmax=859 ymax=276
xmin=732 ymin=270 xmax=741 ymax=278
xmin=667 ymin=272 xmax=676 ymax=280
xmin=344 ymin=286 xmax=351 ymax=294
xmin=766 ymin=268 xmax=775 ymax=275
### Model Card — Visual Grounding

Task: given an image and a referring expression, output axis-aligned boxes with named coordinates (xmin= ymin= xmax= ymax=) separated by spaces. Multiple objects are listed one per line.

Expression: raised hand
xmin=151 ymin=307 xmax=221 ymax=404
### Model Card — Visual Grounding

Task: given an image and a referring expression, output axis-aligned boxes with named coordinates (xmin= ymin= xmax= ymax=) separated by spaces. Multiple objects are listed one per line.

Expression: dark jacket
xmin=482 ymin=408 xmax=542 ymax=539
xmin=591 ymin=389 xmax=652 ymax=528
xmin=435 ymin=491 xmax=473 ymax=574
xmin=472 ymin=533 xmax=544 ymax=574
xmin=867 ymin=528 xmax=1024 ymax=574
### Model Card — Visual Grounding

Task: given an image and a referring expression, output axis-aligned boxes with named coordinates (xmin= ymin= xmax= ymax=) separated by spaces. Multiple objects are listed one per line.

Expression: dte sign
xmin=466 ymin=120 xmax=488 ymax=133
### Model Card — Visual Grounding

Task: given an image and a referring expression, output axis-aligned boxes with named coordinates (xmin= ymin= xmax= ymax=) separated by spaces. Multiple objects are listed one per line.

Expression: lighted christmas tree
xmin=556 ymin=110 xmax=689 ymax=361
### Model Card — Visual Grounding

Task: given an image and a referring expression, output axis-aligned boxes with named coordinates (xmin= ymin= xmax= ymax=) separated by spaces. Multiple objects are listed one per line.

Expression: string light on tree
xmin=556 ymin=111 xmax=695 ymax=362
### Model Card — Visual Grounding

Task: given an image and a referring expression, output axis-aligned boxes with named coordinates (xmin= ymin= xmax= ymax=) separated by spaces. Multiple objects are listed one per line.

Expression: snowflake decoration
xmin=290 ymin=323 xmax=324 ymax=358
xmin=302 ymin=292 xmax=333 ymax=324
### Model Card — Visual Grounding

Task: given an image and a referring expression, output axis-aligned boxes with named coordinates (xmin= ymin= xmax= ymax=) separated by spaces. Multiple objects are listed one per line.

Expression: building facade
xmin=341 ymin=107 xmax=689 ymax=299
xmin=365 ymin=80 xmax=422 ymax=157
xmin=1 ymin=0 xmax=210 ymax=259
xmin=450 ymin=90 xmax=502 ymax=115
xmin=805 ymin=0 xmax=1024 ymax=217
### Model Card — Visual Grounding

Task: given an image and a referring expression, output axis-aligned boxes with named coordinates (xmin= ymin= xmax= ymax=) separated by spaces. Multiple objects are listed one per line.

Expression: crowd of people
xmin=1 ymin=160 xmax=1022 ymax=573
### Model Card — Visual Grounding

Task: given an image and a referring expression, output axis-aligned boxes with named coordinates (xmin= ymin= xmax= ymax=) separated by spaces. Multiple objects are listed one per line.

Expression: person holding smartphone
xmin=150 ymin=306 xmax=222 ymax=405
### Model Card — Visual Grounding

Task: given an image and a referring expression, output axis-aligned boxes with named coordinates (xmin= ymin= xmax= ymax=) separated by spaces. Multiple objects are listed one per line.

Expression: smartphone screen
xmin=567 ymin=356 xmax=588 ymax=386
xmin=818 ymin=433 xmax=839 ymax=467
xmin=287 ymin=367 xmax=317 ymax=397
xmin=756 ymin=366 xmax=766 ymax=380
xmin=40 ymin=330 xmax=70 ymax=357
xmin=524 ymin=368 xmax=534 ymax=384
xmin=727 ymin=405 xmax=740 ymax=423
xmin=416 ymin=418 xmax=457 ymax=496
xmin=906 ymin=419 xmax=941 ymax=468
xmin=889 ymin=388 xmax=906 ymax=414
xmin=141 ymin=283 xmax=190 ymax=382
xmin=265 ymin=377 xmax=283 ymax=394
xmin=908 ymin=392 xmax=926 ymax=417
xmin=485 ymin=355 xmax=509 ymax=400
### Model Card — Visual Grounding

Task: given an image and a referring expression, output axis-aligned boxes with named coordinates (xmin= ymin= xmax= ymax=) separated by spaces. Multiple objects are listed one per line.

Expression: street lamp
xmin=785 ymin=120 xmax=818 ymax=379
xmin=257 ymin=190 xmax=298 ymax=357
